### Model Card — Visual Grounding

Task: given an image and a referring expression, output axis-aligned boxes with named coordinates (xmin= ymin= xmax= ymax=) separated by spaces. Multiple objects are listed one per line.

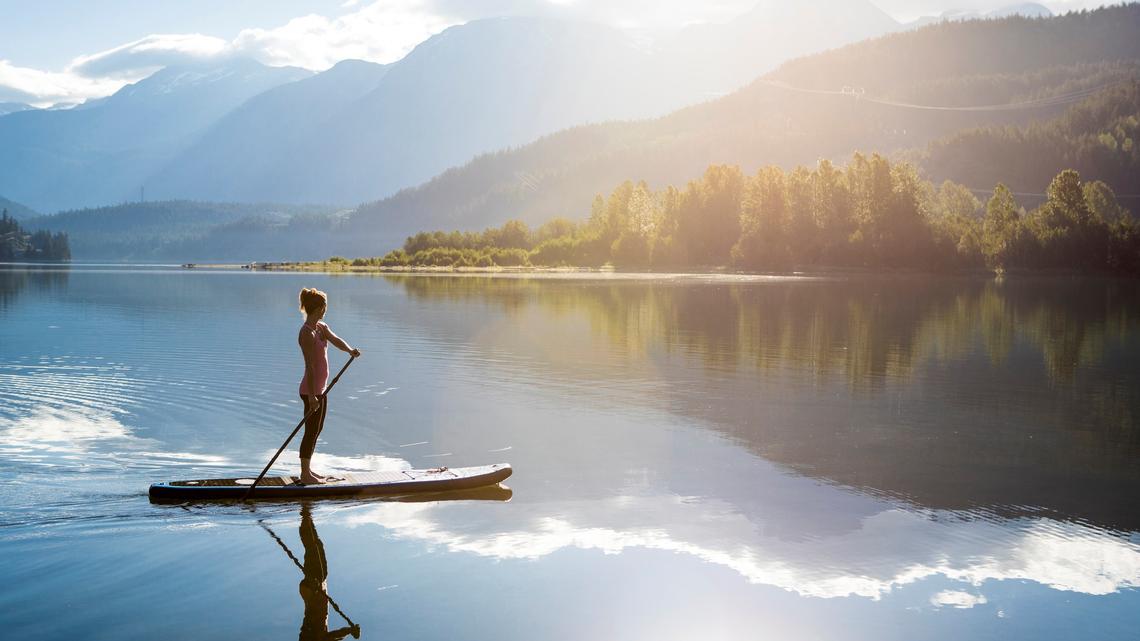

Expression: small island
xmin=0 ymin=209 xmax=70 ymax=262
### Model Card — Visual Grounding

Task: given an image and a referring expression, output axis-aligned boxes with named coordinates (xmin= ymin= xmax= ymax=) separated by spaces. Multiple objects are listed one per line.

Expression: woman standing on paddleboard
xmin=298 ymin=288 xmax=361 ymax=485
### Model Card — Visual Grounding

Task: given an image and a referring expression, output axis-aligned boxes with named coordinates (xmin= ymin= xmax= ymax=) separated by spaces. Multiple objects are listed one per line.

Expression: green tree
xmin=497 ymin=219 xmax=532 ymax=249
xmin=982 ymin=184 xmax=1024 ymax=268
xmin=846 ymin=153 xmax=894 ymax=264
xmin=929 ymin=180 xmax=983 ymax=268
xmin=811 ymin=159 xmax=853 ymax=264
xmin=733 ymin=166 xmax=789 ymax=268
xmin=785 ymin=166 xmax=819 ymax=263
xmin=676 ymin=165 xmax=744 ymax=265
xmin=1031 ymin=169 xmax=1109 ymax=268
xmin=1083 ymin=180 xmax=1128 ymax=224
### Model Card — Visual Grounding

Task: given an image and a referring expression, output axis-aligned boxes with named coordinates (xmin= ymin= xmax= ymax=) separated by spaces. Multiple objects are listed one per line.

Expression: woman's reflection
xmin=261 ymin=504 xmax=360 ymax=641
xmin=262 ymin=486 xmax=512 ymax=641
xmin=298 ymin=503 xmax=359 ymax=641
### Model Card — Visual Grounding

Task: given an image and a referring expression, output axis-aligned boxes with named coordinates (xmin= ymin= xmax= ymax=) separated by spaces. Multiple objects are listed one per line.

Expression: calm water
xmin=2 ymin=265 xmax=1139 ymax=640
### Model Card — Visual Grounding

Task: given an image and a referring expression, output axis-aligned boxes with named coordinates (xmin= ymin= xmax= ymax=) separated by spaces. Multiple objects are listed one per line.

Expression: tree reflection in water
xmin=0 ymin=264 xmax=69 ymax=310
xmin=389 ymin=274 xmax=1140 ymax=530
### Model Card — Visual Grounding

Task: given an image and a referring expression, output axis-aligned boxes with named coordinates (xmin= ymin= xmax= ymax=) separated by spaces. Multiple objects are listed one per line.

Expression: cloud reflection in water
xmin=338 ymin=491 xmax=1140 ymax=601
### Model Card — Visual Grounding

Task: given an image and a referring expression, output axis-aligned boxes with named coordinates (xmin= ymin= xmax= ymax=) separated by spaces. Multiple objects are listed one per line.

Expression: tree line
xmin=0 ymin=210 xmax=70 ymax=262
xmin=368 ymin=152 xmax=1136 ymax=273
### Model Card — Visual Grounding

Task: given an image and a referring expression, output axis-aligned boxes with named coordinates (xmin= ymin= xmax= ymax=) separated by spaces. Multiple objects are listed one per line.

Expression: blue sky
xmin=0 ymin=0 xmax=1110 ymax=105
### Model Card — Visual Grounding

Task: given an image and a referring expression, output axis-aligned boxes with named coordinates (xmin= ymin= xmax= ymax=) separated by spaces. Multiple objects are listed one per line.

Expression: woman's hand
xmin=350 ymin=348 xmax=362 ymax=358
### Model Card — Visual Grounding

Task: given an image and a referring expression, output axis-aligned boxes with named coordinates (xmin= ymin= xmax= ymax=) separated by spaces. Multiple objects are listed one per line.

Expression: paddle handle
xmin=242 ymin=355 xmax=356 ymax=500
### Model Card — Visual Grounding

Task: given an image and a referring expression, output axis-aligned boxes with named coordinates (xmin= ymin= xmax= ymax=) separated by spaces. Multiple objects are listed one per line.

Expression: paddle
xmin=260 ymin=521 xmax=361 ymax=637
xmin=243 ymin=355 xmax=356 ymax=500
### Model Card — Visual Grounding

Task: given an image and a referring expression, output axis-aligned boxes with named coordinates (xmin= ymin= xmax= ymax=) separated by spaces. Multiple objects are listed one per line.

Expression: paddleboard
xmin=149 ymin=463 xmax=512 ymax=501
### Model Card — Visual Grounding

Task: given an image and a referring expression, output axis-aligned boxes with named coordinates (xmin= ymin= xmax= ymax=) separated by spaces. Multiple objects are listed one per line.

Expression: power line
xmin=964 ymin=187 xmax=1140 ymax=198
xmin=758 ymin=77 xmax=1136 ymax=112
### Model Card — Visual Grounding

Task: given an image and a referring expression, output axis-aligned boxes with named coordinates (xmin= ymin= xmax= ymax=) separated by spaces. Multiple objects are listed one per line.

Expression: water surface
xmin=2 ymin=265 xmax=1138 ymax=640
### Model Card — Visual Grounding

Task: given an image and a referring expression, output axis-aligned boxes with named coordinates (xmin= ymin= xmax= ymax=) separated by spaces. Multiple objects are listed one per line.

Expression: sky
xmin=0 ymin=0 xmax=1113 ymax=106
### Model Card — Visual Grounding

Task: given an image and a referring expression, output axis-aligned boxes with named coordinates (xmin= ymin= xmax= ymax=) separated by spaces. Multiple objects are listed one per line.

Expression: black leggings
xmin=299 ymin=394 xmax=327 ymax=459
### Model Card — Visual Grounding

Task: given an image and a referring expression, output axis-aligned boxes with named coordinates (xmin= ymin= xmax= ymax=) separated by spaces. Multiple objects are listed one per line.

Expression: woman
xmin=298 ymin=288 xmax=361 ymax=485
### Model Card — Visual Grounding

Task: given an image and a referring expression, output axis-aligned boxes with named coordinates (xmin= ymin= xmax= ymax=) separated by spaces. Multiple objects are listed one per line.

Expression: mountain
xmin=0 ymin=59 xmax=311 ymax=212
xmin=986 ymin=3 xmax=1053 ymax=19
xmin=0 ymin=3 xmax=906 ymax=213
xmin=0 ymin=102 xmax=34 ymax=117
xmin=333 ymin=5 xmax=1140 ymax=253
xmin=132 ymin=4 xmax=902 ymax=207
xmin=0 ymin=195 xmax=39 ymax=219
xmin=145 ymin=18 xmax=684 ymax=205
xmin=907 ymin=2 xmax=1053 ymax=28
xmin=658 ymin=0 xmax=899 ymax=98
xmin=141 ymin=59 xmax=390 ymax=204
xmin=24 ymin=200 xmax=340 ymax=261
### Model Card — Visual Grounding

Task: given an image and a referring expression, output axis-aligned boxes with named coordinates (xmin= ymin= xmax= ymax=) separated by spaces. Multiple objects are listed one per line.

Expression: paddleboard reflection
xmin=261 ymin=485 xmax=513 ymax=640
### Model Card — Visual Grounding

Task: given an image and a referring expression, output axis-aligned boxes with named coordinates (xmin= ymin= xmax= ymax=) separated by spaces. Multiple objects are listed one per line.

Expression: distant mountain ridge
xmin=146 ymin=6 xmax=903 ymax=206
xmin=905 ymin=2 xmax=1052 ymax=28
xmin=0 ymin=1 xmax=904 ymax=212
xmin=24 ymin=200 xmax=340 ymax=261
xmin=0 ymin=102 xmax=34 ymax=117
xmin=0 ymin=195 xmax=39 ymax=219
xmin=0 ymin=59 xmax=310 ymax=212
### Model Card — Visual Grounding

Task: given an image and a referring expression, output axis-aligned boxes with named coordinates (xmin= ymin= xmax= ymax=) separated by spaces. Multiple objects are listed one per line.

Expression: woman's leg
xmin=299 ymin=395 xmax=325 ymax=482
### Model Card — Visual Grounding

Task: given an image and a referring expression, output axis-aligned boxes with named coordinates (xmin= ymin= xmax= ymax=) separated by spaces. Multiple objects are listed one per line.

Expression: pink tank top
xmin=298 ymin=321 xmax=329 ymax=396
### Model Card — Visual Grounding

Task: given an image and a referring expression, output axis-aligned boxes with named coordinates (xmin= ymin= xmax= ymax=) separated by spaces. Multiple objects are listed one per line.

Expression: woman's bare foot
xmin=299 ymin=473 xmax=325 ymax=485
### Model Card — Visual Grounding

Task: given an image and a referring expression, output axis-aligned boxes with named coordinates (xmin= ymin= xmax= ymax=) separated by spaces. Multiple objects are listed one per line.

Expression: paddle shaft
xmin=242 ymin=355 xmax=356 ymax=500
xmin=260 ymin=522 xmax=359 ymax=630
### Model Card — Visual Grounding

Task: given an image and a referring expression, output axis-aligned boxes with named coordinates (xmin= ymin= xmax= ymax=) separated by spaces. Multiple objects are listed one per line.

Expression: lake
xmin=2 ymin=265 xmax=1139 ymax=640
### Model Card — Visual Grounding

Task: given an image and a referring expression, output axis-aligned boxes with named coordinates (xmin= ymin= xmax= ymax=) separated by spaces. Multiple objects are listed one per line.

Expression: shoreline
xmin=174 ymin=262 xmax=1140 ymax=281
xmin=179 ymin=261 xmax=1020 ymax=279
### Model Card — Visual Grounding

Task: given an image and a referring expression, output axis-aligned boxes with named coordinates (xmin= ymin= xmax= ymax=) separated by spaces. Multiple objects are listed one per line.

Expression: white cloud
xmin=232 ymin=1 xmax=458 ymax=70
xmin=69 ymin=33 xmax=231 ymax=78
xmin=930 ymin=590 xmax=988 ymax=609
xmin=0 ymin=59 xmax=130 ymax=107
xmin=0 ymin=0 xmax=458 ymax=106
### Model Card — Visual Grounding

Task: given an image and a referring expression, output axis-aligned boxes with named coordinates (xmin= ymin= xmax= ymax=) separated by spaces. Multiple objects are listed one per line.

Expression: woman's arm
xmin=321 ymin=324 xmax=361 ymax=357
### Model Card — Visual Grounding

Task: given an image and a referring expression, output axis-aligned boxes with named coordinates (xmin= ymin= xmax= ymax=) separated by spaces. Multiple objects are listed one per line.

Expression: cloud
xmin=930 ymin=590 xmax=988 ymax=609
xmin=69 ymin=33 xmax=231 ymax=78
xmin=0 ymin=59 xmax=130 ymax=107
xmin=0 ymin=0 xmax=461 ymax=106
xmin=232 ymin=1 xmax=459 ymax=69
xmin=341 ymin=494 xmax=1140 ymax=601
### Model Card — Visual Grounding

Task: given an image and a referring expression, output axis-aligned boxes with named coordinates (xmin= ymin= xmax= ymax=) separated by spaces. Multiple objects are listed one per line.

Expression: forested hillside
xmin=344 ymin=5 xmax=1140 ymax=252
xmin=920 ymin=80 xmax=1140 ymax=198
xmin=25 ymin=201 xmax=339 ymax=261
